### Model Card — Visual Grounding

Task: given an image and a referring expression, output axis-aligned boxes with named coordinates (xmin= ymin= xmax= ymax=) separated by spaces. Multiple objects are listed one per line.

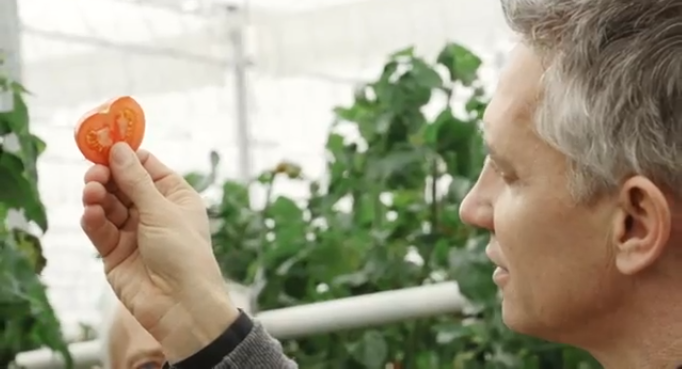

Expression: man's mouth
xmin=485 ymin=244 xmax=510 ymax=285
xmin=485 ymin=244 xmax=508 ymax=270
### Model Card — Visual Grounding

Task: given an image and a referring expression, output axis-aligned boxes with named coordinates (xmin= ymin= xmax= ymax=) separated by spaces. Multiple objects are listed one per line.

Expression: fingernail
xmin=110 ymin=144 xmax=132 ymax=165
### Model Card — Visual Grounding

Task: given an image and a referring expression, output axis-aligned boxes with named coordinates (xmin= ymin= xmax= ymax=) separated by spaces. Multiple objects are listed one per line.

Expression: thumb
xmin=109 ymin=143 xmax=165 ymax=209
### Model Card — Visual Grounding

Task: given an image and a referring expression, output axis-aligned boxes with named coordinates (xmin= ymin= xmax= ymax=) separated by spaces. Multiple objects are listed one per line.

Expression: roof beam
xmin=21 ymin=0 xmax=509 ymax=108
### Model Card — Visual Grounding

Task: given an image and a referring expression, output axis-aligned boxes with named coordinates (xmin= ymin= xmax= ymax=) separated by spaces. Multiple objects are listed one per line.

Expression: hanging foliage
xmin=0 ymin=68 xmax=72 ymax=368
xmin=188 ymin=43 xmax=600 ymax=368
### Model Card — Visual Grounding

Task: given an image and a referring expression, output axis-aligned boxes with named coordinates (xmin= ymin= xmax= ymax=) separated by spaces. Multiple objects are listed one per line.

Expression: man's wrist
xmin=157 ymin=288 xmax=241 ymax=364
xmin=164 ymin=310 xmax=254 ymax=369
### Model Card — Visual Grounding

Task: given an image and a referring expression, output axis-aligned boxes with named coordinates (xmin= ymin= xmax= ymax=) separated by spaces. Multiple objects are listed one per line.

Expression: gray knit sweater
xmin=165 ymin=313 xmax=298 ymax=369
xmin=216 ymin=322 xmax=298 ymax=368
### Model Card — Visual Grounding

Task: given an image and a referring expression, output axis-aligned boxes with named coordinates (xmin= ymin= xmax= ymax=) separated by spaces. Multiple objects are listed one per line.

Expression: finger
xmin=136 ymin=149 xmax=195 ymax=199
xmin=84 ymin=166 xmax=133 ymax=208
xmin=105 ymin=181 xmax=132 ymax=208
xmin=81 ymin=205 xmax=120 ymax=258
xmin=108 ymin=143 xmax=166 ymax=209
xmin=136 ymin=149 xmax=176 ymax=182
xmin=82 ymin=182 xmax=107 ymax=206
xmin=83 ymin=182 xmax=129 ymax=227
xmin=84 ymin=164 xmax=111 ymax=184
xmin=101 ymin=211 xmax=139 ymax=274
xmin=102 ymin=194 xmax=130 ymax=227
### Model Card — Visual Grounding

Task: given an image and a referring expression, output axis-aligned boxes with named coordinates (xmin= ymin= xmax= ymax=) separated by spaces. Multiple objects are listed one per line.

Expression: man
xmin=80 ymin=1 xmax=682 ymax=368
xmin=458 ymin=1 xmax=682 ymax=367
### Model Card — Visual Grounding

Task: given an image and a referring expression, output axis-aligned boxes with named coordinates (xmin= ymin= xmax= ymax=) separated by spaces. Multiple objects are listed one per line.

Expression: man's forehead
xmin=482 ymin=44 xmax=544 ymax=136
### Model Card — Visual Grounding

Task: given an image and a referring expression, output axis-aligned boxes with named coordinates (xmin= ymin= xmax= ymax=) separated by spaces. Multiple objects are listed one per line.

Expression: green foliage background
xmin=187 ymin=43 xmax=602 ymax=369
xmin=0 ymin=74 xmax=71 ymax=367
xmin=0 ymin=42 xmax=602 ymax=369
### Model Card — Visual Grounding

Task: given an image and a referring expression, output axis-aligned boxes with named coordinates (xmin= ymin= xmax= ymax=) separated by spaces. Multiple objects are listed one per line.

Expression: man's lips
xmin=485 ymin=244 xmax=509 ymax=271
xmin=486 ymin=244 xmax=511 ymax=286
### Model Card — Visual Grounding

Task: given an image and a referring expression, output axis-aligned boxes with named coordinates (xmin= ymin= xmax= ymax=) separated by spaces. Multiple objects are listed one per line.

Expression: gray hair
xmin=502 ymin=0 xmax=682 ymax=200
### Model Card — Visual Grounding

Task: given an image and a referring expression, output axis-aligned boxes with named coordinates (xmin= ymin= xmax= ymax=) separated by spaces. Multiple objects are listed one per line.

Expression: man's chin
xmin=500 ymin=300 xmax=544 ymax=337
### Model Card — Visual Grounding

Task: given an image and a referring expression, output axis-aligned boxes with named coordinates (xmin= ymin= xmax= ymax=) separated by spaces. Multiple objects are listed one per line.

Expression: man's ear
xmin=611 ymin=176 xmax=671 ymax=275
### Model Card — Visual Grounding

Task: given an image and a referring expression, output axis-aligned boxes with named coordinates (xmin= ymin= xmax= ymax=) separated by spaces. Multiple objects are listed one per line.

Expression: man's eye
xmin=498 ymin=171 xmax=517 ymax=183
xmin=488 ymin=160 xmax=516 ymax=183
xmin=487 ymin=159 xmax=505 ymax=177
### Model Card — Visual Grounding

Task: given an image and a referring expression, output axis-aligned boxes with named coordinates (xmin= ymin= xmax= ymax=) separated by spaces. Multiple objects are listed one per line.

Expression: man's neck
xmin=581 ymin=288 xmax=682 ymax=369
xmin=594 ymin=336 xmax=682 ymax=369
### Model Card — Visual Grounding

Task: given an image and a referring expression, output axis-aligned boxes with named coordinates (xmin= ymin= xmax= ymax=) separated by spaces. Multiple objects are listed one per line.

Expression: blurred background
xmin=18 ymin=0 xmax=511 ymax=334
xmin=2 ymin=0 xmax=591 ymax=368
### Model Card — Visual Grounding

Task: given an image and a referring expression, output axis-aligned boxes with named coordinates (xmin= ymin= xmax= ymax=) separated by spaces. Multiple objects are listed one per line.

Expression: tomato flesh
xmin=75 ymin=96 xmax=146 ymax=165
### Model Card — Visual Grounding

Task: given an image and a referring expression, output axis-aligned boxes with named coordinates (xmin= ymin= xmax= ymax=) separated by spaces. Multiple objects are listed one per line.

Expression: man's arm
xmin=163 ymin=310 xmax=298 ymax=369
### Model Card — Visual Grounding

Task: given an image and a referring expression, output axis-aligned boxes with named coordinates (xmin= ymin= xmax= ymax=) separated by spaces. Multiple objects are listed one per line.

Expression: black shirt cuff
xmin=163 ymin=309 xmax=254 ymax=369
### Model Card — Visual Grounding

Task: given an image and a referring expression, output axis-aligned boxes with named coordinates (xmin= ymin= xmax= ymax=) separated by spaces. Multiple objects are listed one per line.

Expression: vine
xmin=189 ymin=43 xmax=599 ymax=368
xmin=0 ymin=65 xmax=72 ymax=368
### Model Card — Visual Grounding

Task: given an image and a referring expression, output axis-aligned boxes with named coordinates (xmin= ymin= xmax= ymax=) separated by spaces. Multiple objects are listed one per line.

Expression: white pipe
xmin=15 ymin=282 xmax=466 ymax=369
xmin=259 ymin=282 xmax=467 ymax=339
xmin=14 ymin=340 xmax=101 ymax=369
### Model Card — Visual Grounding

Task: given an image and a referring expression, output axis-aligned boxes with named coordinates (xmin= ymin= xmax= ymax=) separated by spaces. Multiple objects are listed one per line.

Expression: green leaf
xmin=30 ymin=134 xmax=46 ymax=156
xmin=12 ymin=229 xmax=46 ymax=274
xmin=437 ymin=43 xmax=482 ymax=86
xmin=0 ymin=91 xmax=29 ymax=134
xmin=428 ymin=108 xmax=480 ymax=177
xmin=220 ymin=181 xmax=251 ymax=210
xmin=256 ymin=171 xmax=274 ymax=185
xmin=348 ymin=331 xmax=389 ymax=368
xmin=0 ymin=120 xmax=11 ymax=135
xmin=0 ymin=151 xmax=48 ymax=231
xmin=435 ymin=322 xmax=469 ymax=344
xmin=0 ymin=238 xmax=72 ymax=367
xmin=0 ymin=74 xmax=68 ymax=368
xmin=326 ymin=133 xmax=345 ymax=157
xmin=203 ymin=42 xmax=602 ymax=369
xmin=412 ymin=59 xmax=443 ymax=90
xmin=269 ymin=196 xmax=302 ymax=221
xmin=448 ymin=236 xmax=497 ymax=304
xmin=184 ymin=172 xmax=211 ymax=192
xmin=390 ymin=46 xmax=415 ymax=59
xmin=366 ymin=149 xmax=424 ymax=182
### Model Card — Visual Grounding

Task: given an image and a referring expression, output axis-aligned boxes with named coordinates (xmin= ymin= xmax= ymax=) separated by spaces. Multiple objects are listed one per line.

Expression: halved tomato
xmin=74 ymin=96 xmax=146 ymax=165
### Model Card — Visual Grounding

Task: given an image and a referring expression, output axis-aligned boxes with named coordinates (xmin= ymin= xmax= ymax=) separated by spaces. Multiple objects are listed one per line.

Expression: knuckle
xmin=125 ymin=170 xmax=152 ymax=190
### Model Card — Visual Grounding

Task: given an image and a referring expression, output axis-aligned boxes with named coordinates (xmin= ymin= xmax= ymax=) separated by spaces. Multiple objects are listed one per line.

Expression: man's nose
xmin=459 ymin=189 xmax=494 ymax=230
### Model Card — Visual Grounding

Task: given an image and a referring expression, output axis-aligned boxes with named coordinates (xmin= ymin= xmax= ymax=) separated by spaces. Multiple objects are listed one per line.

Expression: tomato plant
xmin=189 ymin=43 xmax=600 ymax=369
xmin=74 ymin=96 xmax=146 ymax=165
xmin=0 ymin=68 xmax=72 ymax=367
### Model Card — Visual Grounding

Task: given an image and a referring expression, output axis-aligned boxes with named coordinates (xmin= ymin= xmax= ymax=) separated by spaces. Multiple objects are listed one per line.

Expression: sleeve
xmin=162 ymin=310 xmax=298 ymax=369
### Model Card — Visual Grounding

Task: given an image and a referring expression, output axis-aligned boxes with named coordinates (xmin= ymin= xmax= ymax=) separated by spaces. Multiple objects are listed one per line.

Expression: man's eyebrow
xmin=481 ymin=134 xmax=496 ymax=158
xmin=483 ymin=139 xmax=513 ymax=167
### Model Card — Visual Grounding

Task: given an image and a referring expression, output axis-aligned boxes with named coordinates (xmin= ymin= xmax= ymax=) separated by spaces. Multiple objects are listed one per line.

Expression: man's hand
xmin=81 ymin=143 xmax=240 ymax=363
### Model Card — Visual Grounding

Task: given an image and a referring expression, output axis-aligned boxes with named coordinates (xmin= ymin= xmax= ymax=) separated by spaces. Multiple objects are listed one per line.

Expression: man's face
xmin=459 ymin=44 xmax=625 ymax=340
xmin=108 ymin=306 xmax=164 ymax=369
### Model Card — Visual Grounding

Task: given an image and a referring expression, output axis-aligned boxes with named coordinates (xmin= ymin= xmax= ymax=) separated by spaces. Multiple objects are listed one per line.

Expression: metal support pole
xmin=227 ymin=6 xmax=252 ymax=181
xmin=0 ymin=0 xmax=22 ymax=82
xmin=0 ymin=0 xmax=21 ymax=114
xmin=0 ymin=0 xmax=33 ymax=234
